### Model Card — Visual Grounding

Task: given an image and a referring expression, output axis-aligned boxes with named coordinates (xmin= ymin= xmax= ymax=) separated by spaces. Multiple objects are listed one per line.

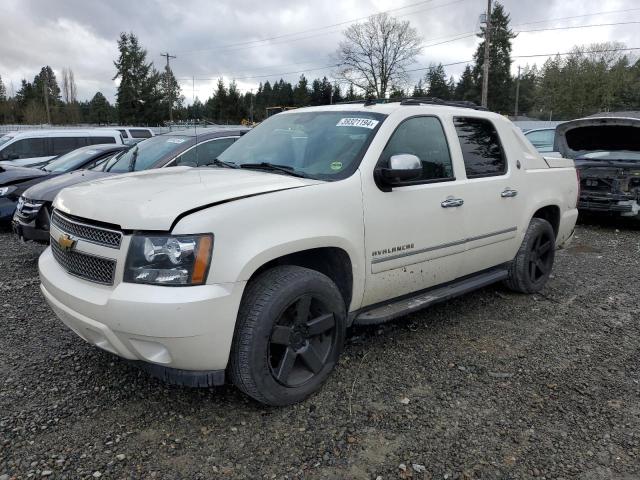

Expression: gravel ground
xmin=0 ymin=219 xmax=639 ymax=480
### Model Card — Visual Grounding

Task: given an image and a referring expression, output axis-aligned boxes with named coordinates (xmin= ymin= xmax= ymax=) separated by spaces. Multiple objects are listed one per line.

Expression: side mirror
xmin=378 ymin=154 xmax=422 ymax=186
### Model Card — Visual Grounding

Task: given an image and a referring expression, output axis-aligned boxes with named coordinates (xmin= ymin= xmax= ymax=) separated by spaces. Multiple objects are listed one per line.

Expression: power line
xmin=173 ymin=0 xmax=438 ymax=54
xmin=517 ymin=20 xmax=640 ymax=33
xmin=172 ymin=0 xmax=469 ymax=56
xmin=512 ymin=6 xmax=640 ymax=28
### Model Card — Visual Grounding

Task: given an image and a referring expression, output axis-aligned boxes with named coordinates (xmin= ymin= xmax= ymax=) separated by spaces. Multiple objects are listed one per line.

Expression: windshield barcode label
xmin=336 ymin=118 xmax=379 ymax=129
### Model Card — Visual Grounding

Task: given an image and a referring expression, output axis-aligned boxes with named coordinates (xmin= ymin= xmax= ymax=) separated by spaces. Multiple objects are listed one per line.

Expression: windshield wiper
xmin=128 ymin=146 xmax=139 ymax=172
xmin=205 ymin=158 xmax=239 ymax=169
xmin=239 ymin=162 xmax=309 ymax=178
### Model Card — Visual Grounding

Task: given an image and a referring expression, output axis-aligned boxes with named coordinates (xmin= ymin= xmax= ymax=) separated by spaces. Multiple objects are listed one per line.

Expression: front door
xmin=361 ymin=115 xmax=469 ymax=307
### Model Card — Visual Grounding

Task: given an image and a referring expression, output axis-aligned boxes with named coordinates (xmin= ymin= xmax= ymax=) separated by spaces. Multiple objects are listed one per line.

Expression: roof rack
xmin=400 ymin=97 xmax=487 ymax=110
xmin=335 ymin=96 xmax=487 ymax=111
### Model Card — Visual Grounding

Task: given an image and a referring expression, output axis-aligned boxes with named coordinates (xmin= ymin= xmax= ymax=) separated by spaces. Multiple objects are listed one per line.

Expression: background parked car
xmin=13 ymin=127 xmax=248 ymax=243
xmin=524 ymin=127 xmax=556 ymax=153
xmin=0 ymin=129 xmax=124 ymax=167
xmin=112 ymin=127 xmax=155 ymax=145
xmin=1 ymin=144 xmax=129 ymax=225
xmin=554 ymin=116 xmax=640 ymax=221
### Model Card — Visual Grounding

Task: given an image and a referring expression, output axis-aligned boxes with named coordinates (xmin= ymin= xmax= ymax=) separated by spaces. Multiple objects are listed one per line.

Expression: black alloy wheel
xmin=505 ymin=217 xmax=556 ymax=294
xmin=230 ymin=265 xmax=346 ymax=406
xmin=269 ymin=294 xmax=337 ymax=387
xmin=528 ymin=228 xmax=554 ymax=283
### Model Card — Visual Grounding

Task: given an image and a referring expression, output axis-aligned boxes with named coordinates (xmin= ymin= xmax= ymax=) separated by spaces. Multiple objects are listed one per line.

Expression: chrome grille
xmin=15 ymin=197 xmax=44 ymax=221
xmin=51 ymin=211 xmax=122 ymax=249
xmin=51 ymin=237 xmax=116 ymax=285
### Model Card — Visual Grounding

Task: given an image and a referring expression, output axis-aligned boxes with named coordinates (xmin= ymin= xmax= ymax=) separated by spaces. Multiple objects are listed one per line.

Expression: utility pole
xmin=161 ymin=52 xmax=176 ymax=123
xmin=250 ymin=89 xmax=254 ymax=124
xmin=514 ymin=65 xmax=521 ymax=117
xmin=481 ymin=0 xmax=492 ymax=108
xmin=43 ymin=68 xmax=51 ymax=124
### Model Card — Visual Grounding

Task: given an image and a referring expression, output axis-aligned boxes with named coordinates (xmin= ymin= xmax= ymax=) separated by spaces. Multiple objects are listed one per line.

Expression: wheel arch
xmin=240 ymin=244 xmax=357 ymax=310
xmin=531 ymin=204 xmax=561 ymax=238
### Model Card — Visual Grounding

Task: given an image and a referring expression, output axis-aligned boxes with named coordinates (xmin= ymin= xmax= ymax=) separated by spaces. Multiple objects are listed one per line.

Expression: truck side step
xmin=353 ymin=268 xmax=509 ymax=326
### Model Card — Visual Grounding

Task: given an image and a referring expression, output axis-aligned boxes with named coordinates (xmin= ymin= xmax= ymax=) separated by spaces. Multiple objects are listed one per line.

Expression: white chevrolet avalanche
xmin=39 ymin=100 xmax=579 ymax=405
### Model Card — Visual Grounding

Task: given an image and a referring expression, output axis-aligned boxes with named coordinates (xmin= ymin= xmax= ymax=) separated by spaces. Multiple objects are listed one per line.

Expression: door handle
xmin=501 ymin=189 xmax=518 ymax=198
xmin=441 ymin=197 xmax=464 ymax=208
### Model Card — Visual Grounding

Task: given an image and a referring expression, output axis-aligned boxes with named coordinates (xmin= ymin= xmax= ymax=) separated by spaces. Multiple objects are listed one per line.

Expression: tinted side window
xmin=52 ymin=137 xmax=81 ymax=155
xmin=175 ymin=138 xmax=237 ymax=167
xmin=379 ymin=116 xmax=453 ymax=182
xmin=88 ymin=136 xmax=117 ymax=145
xmin=454 ymin=117 xmax=506 ymax=178
xmin=130 ymin=129 xmax=152 ymax=139
xmin=1 ymin=138 xmax=47 ymax=159
xmin=118 ymin=130 xmax=129 ymax=138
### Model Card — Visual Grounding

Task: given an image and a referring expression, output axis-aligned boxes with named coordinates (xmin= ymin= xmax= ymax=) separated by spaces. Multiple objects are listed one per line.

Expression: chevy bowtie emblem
xmin=57 ymin=234 xmax=77 ymax=251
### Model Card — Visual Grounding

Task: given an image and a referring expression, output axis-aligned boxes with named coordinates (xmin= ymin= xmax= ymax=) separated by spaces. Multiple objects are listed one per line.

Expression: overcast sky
xmin=0 ymin=0 xmax=638 ymax=104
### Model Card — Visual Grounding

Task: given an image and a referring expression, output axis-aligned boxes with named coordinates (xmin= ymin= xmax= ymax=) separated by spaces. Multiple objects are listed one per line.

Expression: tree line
xmin=0 ymin=2 xmax=639 ymax=126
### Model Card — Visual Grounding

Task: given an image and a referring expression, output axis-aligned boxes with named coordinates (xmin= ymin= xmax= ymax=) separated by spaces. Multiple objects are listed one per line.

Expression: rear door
xmin=361 ymin=115 xmax=468 ymax=306
xmin=450 ymin=116 xmax=523 ymax=275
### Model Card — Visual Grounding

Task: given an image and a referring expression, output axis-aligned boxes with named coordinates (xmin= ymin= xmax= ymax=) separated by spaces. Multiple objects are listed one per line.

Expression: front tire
xmin=229 ymin=266 xmax=346 ymax=406
xmin=505 ymin=218 xmax=556 ymax=293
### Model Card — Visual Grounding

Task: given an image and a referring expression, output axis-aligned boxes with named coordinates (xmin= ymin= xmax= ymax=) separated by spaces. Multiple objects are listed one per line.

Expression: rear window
xmin=130 ymin=129 xmax=152 ymax=139
xmin=453 ymin=117 xmax=506 ymax=178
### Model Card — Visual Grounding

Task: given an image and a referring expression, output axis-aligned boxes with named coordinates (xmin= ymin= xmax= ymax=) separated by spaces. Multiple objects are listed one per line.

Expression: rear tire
xmin=229 ymin=265 xmax=346 ymax=406
xmin=504 ymin=218 xmax=556 ymax=293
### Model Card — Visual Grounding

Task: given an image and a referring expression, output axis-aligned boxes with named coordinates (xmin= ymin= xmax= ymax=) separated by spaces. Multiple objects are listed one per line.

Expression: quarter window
xmin=379 ymin=116 xmax=454 ymax=183
xmin=130 ymin=129 xmax=152 ymax=139
xmin=453 ymin=117 xmax=506 ymax=178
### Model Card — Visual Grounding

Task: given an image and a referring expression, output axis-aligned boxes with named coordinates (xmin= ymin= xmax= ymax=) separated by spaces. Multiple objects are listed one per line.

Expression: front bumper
xmin=12 ymin=217 xmax=50 ymax=243
xmin=39 ymin=247 xmax=246 ymax=376
xmin=0 ymin=196 xmax=18 ymax=222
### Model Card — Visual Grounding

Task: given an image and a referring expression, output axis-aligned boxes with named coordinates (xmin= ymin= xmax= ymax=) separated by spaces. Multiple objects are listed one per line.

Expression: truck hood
xmin=23 ymin=170 xmax=113 ymax=202
xmin=555 ymin=117 xmax=640 ymax=160
xmin=54 ymin=167 xmax=322 ymax=230
xmin=0 ymin=164 xmax=50 ymax=186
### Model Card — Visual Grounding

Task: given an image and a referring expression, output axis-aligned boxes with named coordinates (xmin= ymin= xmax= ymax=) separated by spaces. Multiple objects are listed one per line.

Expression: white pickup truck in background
xmin=39 ymin=100 xmax=579 ymax=405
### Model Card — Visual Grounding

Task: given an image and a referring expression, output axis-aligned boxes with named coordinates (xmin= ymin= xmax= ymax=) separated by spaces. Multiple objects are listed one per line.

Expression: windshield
xmin=43 ymin=148 xmax=101 ymax=172
xmin=217 ymin=111 xmax=386 ymax=180
xmin=104 ymin=135 xmax=191 ymax=172
xmin=0 ymin=135 xmax=13 ymax=148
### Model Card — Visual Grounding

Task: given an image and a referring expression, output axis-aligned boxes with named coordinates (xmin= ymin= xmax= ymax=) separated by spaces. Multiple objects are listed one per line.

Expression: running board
xmin=354 ymin=268 xmax=509 ymax=326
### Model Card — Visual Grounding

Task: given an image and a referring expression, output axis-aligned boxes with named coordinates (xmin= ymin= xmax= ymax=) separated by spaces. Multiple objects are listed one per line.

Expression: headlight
xmin=124 ymin=234 xmax=213 ymax=286
xmin=0 ymin=186 xmax=17 ymax=197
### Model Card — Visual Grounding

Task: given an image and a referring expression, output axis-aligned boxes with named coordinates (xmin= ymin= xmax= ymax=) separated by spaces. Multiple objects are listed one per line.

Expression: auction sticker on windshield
xmin=336 ymin=118 xmax=380 ymax=129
